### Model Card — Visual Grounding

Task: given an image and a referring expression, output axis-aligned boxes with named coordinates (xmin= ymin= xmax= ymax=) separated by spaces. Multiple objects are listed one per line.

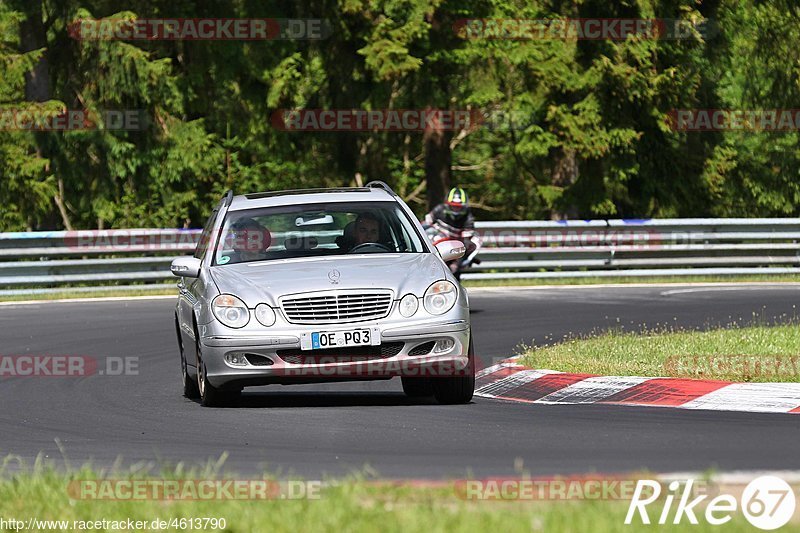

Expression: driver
xmin=353 ymin=212 xmax=381 ymax=247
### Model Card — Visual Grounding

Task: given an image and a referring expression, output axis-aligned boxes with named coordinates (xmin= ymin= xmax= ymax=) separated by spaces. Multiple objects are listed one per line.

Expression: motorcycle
xmin=423 ymin=222 xmax=482 ymax=280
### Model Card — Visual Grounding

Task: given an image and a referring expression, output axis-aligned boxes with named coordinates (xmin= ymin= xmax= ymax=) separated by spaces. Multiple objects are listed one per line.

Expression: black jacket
xmin=425 ymin=203 xmax=475 ymax=233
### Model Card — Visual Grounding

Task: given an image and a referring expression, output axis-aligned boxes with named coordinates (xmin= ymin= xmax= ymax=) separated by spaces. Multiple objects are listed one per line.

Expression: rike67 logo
xmin=626 ymin=476 xmax=796 ymax=530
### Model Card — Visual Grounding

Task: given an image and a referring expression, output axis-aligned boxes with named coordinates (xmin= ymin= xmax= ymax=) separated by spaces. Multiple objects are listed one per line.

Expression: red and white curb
xmin=475 ymin=358 xmax=800 ymax=414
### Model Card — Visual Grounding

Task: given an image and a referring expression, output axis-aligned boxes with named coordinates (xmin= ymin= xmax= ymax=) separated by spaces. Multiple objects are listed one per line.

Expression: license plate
xmin=300 ymin=327 xmax=381 ymax=351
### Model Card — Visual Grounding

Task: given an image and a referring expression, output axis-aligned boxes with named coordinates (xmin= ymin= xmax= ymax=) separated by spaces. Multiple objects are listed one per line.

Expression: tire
xmin=432 ymin=335 xmax=475 ymax=405
xmin=176 ymin=316 xmax=200 ymax=399
xmin=182 ymin=351 xmax=201 ymax=399
xmin=401 ymin=376 xmax=434 ymax=397
xmin=196 ymin=340 xmax=240 ymax=408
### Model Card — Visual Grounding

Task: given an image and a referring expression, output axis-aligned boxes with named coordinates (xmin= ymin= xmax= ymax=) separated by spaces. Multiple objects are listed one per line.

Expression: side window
xmin=194 ymin=208 xmax=219 ymax=259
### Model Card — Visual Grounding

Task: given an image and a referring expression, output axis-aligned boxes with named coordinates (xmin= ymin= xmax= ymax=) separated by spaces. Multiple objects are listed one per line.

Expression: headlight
xmin=212 ymin=294 xmax=250 ymax=328
xmin=423 ymin=281 xmax=457 ymax=315
xmin=398 ymin=294 xmax=419 ymax=317
xmin=255 ymin=303 xmax=276 ymax=326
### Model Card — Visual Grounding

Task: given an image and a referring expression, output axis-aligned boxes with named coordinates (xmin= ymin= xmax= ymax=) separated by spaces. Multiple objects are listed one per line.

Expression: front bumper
xmin=198 ymin=317 xmax=471 ymax=389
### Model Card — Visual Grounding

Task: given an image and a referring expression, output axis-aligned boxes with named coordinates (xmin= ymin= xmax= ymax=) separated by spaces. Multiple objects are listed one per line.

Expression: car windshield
xmin=213 ymin=201 xmax=427 ymax=265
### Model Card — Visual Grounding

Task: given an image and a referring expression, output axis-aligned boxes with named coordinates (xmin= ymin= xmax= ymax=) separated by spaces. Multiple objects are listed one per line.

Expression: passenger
xmin=226 ymin=218 xmax=270 ymax=263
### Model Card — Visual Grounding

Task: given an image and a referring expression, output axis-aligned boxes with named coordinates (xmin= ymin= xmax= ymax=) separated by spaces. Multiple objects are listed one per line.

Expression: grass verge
xmin=0 ymin=286 xmax=176 ymax=302
xmin=0 ymin=462 xmax=793 ymax=532
xmin=518 ymin=324 xmax=800 ymax=382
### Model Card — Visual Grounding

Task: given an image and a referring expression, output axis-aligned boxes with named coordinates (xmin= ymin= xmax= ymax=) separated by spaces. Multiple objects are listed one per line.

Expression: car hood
xmin=209 ymin=253 xmax=447 ymax=307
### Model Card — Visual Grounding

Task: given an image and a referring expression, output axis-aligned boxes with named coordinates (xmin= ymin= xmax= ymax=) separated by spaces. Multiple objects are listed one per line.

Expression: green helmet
xmin=445 ymin=187 xmax=468 ymax=214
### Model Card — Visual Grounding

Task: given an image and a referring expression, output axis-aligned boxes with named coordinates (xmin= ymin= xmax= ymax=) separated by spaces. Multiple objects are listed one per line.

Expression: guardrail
xmin=0 ymin=218 xmax=798 ymax=295
xmin=465 ymin=218 xmax=800 ymax=280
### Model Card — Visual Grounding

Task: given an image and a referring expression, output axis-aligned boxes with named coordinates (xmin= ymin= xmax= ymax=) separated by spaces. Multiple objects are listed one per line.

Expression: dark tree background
xmin=1 ymin=0 xmax=798 ymax=230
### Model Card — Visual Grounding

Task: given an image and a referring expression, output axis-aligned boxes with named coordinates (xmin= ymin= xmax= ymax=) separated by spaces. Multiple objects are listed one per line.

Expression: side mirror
xmin=435 ymin=239 xmax=466 ymax=262
xmin=170 ymin=256 xmax=201 ymax=278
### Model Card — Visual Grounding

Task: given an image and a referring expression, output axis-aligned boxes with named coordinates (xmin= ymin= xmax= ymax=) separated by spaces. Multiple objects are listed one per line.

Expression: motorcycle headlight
xmin=212 ymin=294 xmax=250 ymax=328
xmin=423 ymin=281 xmax=457 ymax=315
xmin=255 ymin=303 xmax=276 ymax=327
xmin=399 ymin=294 xmax=419 ymax=317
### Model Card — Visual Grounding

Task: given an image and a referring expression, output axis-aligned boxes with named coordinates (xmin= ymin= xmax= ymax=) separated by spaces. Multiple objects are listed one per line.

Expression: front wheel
xmin=182 ymin=351 xmax=200 ymax=399
xmin=177 ymin=316 xmax=199 ymax=399
xmin=432 ymin=335 xmax=475 ymax=404
xmin=196 ymin=342 xmax=240 ymax=407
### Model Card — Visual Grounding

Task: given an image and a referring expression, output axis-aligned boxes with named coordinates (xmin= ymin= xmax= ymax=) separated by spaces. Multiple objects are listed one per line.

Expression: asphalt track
xmin=0 ymin=284 xmax=799 ymax=478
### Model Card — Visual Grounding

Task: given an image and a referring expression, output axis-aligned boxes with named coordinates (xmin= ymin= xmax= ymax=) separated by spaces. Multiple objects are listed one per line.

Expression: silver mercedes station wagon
xmin=171 ymin=182 xmax=474 ymax=407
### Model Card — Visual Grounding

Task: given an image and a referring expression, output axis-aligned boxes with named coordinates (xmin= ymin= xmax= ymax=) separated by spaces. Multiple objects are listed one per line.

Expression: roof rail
xmin=223 ymin=190 xmax=234 ymax=207
xmin=365 ymin=181 xmax=396 ymax=196
xmin=244 ymin=187 xmax=370 ymax=200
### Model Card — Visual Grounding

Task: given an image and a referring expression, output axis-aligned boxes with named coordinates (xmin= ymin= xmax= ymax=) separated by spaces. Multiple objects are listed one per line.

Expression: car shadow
xmin=228 ymin=391 xmax=443 ymax=408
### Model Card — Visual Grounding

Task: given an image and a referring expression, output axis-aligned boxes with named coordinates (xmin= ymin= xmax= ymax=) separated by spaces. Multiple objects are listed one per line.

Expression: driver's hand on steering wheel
xmin=348 ymin=242 xmax=393 ymax=253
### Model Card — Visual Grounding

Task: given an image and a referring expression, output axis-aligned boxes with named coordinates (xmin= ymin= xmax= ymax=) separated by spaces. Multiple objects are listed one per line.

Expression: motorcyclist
xmin=424 ymin=187 xmax=479 ymax=274
xmin=425 ymin=187 xmax=475 ymax=238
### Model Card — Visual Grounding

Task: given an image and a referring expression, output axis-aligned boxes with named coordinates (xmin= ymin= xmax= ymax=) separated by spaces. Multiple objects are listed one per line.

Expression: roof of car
xmin=227 ymin=186 xmax=396 ymax=211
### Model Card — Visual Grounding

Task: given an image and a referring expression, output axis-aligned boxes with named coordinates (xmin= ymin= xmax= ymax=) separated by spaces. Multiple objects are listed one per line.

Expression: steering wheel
xmin=348 ymin=242 xmax=392 ymax=254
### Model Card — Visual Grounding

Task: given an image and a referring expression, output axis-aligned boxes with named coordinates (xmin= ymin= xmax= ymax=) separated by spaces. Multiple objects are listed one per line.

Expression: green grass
xmin=0 ymin=287 xmax=176 ymax=302
xmin=462 ymin=273 xmax=800 ymax=288
xmin=0 ymin=460 xmax=795 ymax=532
xmin=518 ymin=324 xmax=800 ymax=382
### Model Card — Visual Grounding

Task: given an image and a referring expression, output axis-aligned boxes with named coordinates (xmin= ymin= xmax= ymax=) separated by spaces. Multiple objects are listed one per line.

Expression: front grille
xmin=277 ymin=342 xmax=404 ymax=364
xmin=281 ymin=291 xmax=393 ymax=324
xmin=408 ymin=341 xmax=436 ymax=356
